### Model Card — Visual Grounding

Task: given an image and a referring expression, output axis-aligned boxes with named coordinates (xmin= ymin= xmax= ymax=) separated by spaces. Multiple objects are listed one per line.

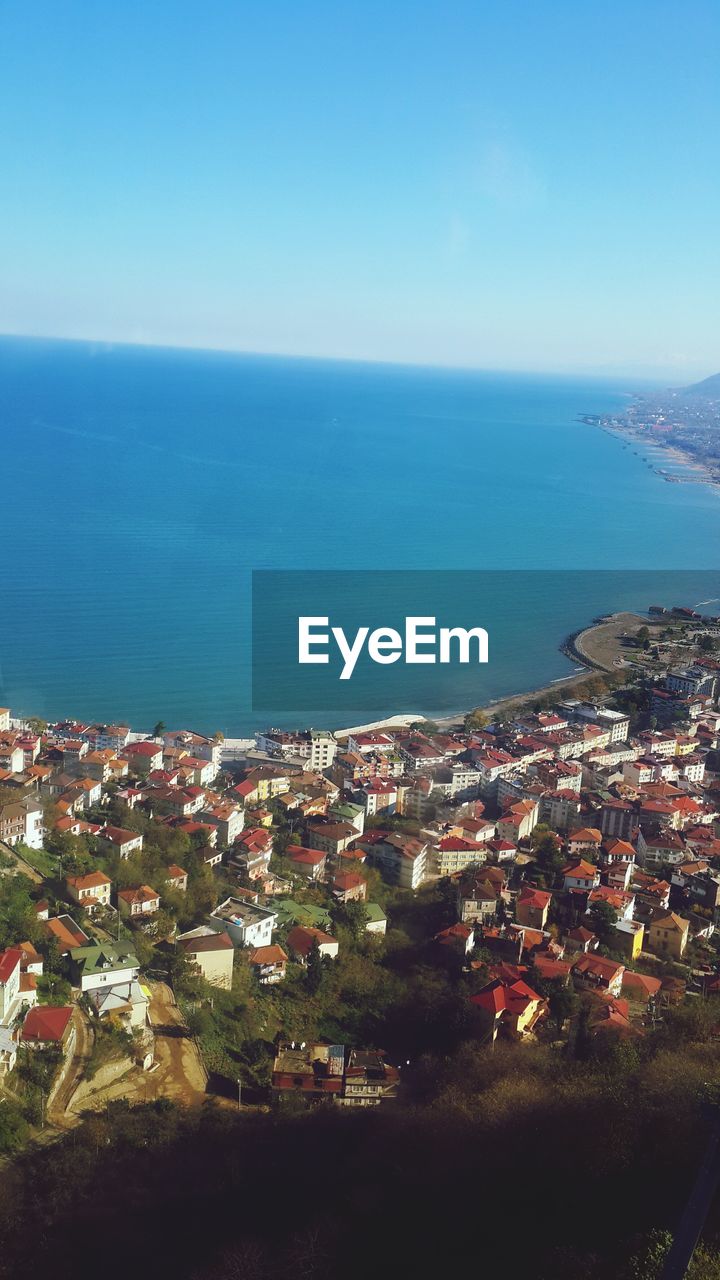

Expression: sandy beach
xmin=332 ymin=610 xmax=651 ymax=738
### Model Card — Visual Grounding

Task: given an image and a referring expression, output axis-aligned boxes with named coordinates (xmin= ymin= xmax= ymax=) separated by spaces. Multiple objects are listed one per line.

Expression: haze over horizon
xmin=1 ymin=0 xmax=719 ymax=379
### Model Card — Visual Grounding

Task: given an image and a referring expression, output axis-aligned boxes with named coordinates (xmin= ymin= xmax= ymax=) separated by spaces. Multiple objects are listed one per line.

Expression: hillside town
xmin=3 ymin=609 xmax=720 ymax=1135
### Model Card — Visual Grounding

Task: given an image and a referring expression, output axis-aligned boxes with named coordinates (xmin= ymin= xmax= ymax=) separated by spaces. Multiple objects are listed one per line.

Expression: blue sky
xmin=1 ymin=0 xmax=718 ymax=376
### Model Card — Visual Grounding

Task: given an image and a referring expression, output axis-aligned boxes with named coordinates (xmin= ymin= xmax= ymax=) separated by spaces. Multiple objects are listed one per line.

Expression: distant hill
xmin=681 ymin=371 xmax=720 ymax=398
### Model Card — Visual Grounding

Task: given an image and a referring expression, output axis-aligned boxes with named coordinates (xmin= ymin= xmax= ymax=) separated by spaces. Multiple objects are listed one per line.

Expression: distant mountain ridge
xmin=681 ymin=371 xmax=720 ymax=398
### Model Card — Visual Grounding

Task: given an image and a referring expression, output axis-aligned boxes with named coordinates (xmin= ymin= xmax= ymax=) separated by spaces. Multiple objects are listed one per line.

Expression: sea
xmin=2 ymin=334 xmax=720 ymax=736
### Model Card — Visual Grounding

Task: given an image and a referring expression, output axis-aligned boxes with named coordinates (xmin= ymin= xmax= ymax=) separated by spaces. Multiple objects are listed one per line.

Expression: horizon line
xmin=0 ymin=328 xmax=704 ymax=386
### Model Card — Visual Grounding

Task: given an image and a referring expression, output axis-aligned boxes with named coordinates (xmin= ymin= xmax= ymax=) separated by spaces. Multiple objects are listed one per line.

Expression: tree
xmin=331 ymin=900 xmax=369 ymax=941
xmin=586 ymin=899 xmax=618 ymax=945
xmin=305 ymin=939 xmax=326 ymax=995
xmin=464 ymin=709 xmax=488 ymax=732
xmin=152 ymin=721 xmax=166 ymax=738
xmin=548 ymin=983 xmax=579 ymax=1032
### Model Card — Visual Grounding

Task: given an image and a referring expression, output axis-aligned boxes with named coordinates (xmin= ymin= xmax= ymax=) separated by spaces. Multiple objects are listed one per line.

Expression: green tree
xmin=586 ymin=899 xmax=618 ymax=945
xmin=305 ymin=939 xmax=326 ymax=995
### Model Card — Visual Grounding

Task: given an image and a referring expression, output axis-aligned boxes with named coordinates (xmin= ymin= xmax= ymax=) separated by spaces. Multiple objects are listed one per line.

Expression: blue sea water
xmin=1 ymin=335 xmax=719 ymax=734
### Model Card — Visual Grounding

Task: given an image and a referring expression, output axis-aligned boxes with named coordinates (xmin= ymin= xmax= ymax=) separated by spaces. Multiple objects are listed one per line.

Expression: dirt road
xmin=145 ymin=982 xmax=208 ymax=1105
xmin=48 ymin=1005 xmax=94 ymax=1127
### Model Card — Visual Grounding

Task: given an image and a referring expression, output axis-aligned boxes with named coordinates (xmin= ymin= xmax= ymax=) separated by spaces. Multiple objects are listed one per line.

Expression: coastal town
xmin=582 ymin=369 xmax=720 ymax=487
xmin=2 ymin=603 xmax=720 ymax=1147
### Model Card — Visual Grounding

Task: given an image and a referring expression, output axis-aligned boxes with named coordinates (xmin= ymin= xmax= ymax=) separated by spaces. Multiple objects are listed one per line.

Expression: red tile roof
xmin=21 ymin=1006 xmax=73 ymax=1043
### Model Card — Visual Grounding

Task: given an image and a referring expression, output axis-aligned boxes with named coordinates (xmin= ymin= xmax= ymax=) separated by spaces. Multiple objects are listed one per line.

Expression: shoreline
xmin=580 ymin=412 xmax=720 ymax=493
xmin=334 ymin=610 xmax=649 ymax=738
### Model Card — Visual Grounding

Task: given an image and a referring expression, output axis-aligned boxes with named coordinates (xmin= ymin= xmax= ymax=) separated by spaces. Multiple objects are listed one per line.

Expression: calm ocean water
xmin=2 ymin=335 xmax=719 ymax=734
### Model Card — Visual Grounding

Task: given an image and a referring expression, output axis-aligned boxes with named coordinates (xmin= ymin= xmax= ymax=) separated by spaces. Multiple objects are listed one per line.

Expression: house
xmin=0 ymin=1026 xmax=18 ymax=1077
xmin=121 ymin=741 xmax=164 ymax=775
xmin=516 ymin=885 xmax=552 ymax=930
xmin=359 ymin=831 xmax=428 ymax=889
xmin=271 ymin=1041 xmax=345 ymax=1100
xmin=305 ymin=820 xmax=357 ymax=858
xmin=457 ymin=870 xmax=499 ymax=925
xmin=199 ymin=802 xmax=245 ymax=846
xmin=248 ymin=944 xmax=288 ymax=984
xmin=497 ymin=799 xmax=539 ymax=843
xmin=364 ymin=902 xmax=387 ymax=935
xmin=613 ymin=918 xmax=645 ymax=961
xmin=331 ymin=871 xmax=368 ymax=903
xmin=21 ymin=1005 xmax=74 ymax=1047
xmin=286 ymin=844 xmax=328 ymax=881
xmin=69 ymin=942 xmax=140 ymax=993
xmin=340 ymin=1048 xmax=400 ymax=1106
xmin=178 ymin=928 xmax=235 ymax=989
xmin=586 ymin=884 xmax=635 ymax=922
xmin=287 ymin=925 xmax=339 ymax=963
xmin=65 ymin=870 xmax=112 ymax=914
xmin=434 ymin=922 xmax=474 ymax=955
xmin=209 ymin=897 xmax=277 ymax=949
xmin=647 ymin=911 xmax=690 ymax=960
xmin=435 ymin=836 xmax=488 ymax=876
xmin=566 ymin=828 xmax=602 ymax=858
xmin=89 ymin=979 xmax=150 ymax=1029
xmin=165 ymin=864 xmax=188 ymax=892
xmin=0 ymin=949 xmax=23 ymax=1024
xmin=562 ymin=860 xmax=600 ymax=892
xmin=97 ymin=825 xmax=144 ymax=859
xmin=572 ymin=952 xmax=625 ymax=998
xmin=271 ymin=1042 xmax=398 ymax=1105
xmin=117 ymin=885 xmax=160 ymax=916
xmin=200 ymin=844 xmax=224 ymax=870
xmin=43 ymin=914 xmax=91 ymax=955
xmin=470 ymin=976 xmax=546 ymax=1040
xmin=622 ymin=970 xmax=663 ymax=1007
xmin=17 ymin=941 xmax=43 ymax=976
xmin=231 ymin=827 xmax=273 ymax=879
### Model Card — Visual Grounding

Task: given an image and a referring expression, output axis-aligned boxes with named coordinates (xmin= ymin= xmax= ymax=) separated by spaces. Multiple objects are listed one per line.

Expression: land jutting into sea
xmin=581 ymin=368 xmax=720 ymax=490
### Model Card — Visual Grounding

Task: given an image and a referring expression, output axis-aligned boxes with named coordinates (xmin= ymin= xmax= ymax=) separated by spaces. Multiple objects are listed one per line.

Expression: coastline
xmin=334 ymin=610 xmax=649 ymax=739
xmin=580 ymin=412 xmax=720 ymax=492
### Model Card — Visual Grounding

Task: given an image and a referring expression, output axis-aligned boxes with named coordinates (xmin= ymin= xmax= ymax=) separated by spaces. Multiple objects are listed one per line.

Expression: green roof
xmin=70 ymin=942 xmax=139 ymax=976
xmin=365 ymin=902 xmax=387 ymax=923
xmin=273 ymin=898 xmax=332 ymax=930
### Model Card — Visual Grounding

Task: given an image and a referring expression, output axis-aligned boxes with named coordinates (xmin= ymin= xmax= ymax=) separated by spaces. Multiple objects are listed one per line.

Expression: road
xmin=48 ymin=1006 xmax=94 ymax=1127
xmin=0 ymin=839 xmax=44 ymax=884
xmin=144 ymin=982 xmax=208 ymax=1105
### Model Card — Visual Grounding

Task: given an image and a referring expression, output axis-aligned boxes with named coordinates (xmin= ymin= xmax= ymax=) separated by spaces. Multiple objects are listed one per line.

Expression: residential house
xmin=248 ymin=944 xmax=288 ymax=984
xmin=359 ymin=831 xmax=428 ymax=890
xmin=470 ymin=976 xmax=546 ymax=1041
xmin=65 ymin=870 xmax=112 ymax=915
xmin=21 ymin=1005 xmax=74 ymax=1048
xmin=516 ymin=885 xmax=552 ymax=930
xmin=647 ymin=911 xmax=690 ymax=960
xmin=178 ymin=927 xmax=234 ymax=988
xmin=117 ymin=885 xmax=160 ymax=917
xmin=43 ymin=914 xmax=91 ymax=955
xmin=97 ymin=826 xmax=144 ymax=859
xmin=209 ymin=897 xmax=277 ymax=949
xmin=562 ymin=860 xmax=601 ymax=892
xmin=69 ymin=942 xmax=140 ymax=993
xmin=567 ymin=828 xmax=603 ymax=859
xmin=287 ymin=925 xmax=339 ymax=962
xmin=286 ymin=845 xmax=328 ymax=881
xmin=331 ymin=871 xmax=368 ymax=903
xmin=572 ymin=952 xmax=625 ymax=998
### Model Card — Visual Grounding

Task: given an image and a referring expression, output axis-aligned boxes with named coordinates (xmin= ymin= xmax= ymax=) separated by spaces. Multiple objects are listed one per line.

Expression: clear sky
xmin=1 ymin=0 xmax=718 ymax=377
